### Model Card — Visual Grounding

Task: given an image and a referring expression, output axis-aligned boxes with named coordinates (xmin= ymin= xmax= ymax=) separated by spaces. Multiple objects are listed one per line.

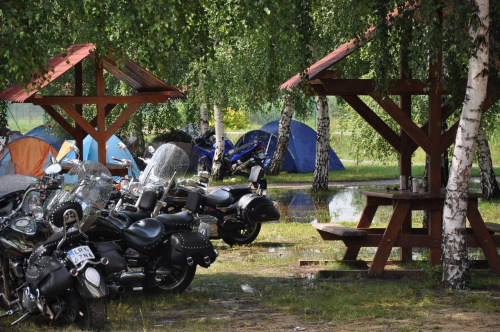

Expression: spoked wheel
xmin=222 ymin=223 xmax=261 ymax=245
xmin=68 ymin=292 xmax=107 ymax=330
xmin=148 ymin=264 xmax=197 ymax=295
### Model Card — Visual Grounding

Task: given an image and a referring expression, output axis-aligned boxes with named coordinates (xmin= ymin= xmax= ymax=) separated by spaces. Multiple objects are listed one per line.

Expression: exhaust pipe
xmin=108 ymin=285 xmax=125 ymax=294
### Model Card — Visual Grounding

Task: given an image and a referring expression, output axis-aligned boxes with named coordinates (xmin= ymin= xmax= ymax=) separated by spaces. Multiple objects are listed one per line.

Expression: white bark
xmin=313 ymin=95 xmax=330 ymax=191
xmin=442 ymin=0 xmax=490 ymax=289
xmin=211 ymin=101 xmax=225 ymax=180
xmin=200 ymin=103 xmax=210 ymax=135
xmin=267 ymin=91 xmax=294 ymax=175
xmin=476 ymin=124 xmax=500 ymax=198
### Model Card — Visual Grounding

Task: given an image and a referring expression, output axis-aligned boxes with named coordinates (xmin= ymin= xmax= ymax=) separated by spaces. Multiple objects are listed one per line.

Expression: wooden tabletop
xmin=360 ymin=189 xmax=484 ymax=200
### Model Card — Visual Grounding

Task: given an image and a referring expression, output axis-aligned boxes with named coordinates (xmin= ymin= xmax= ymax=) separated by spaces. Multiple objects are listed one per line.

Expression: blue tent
xmin=235 ymin=120 xmax=344 ymax=173
xmin=62 ymin=134 xmax=140 ymax=177
xmin=24 ymin=125 xmax=68 ymax=151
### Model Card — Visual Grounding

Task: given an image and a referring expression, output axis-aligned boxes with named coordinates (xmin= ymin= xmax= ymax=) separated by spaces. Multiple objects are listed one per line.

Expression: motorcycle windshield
xmin=140 ymin=143 xmax=189 ymax=186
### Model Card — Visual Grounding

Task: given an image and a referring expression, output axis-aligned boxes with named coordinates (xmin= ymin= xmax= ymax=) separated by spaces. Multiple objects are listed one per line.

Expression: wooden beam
xmin=89 ymin=104 xmax=117 ymax=127
xmin=371 ymin=94 xmax=431 ymax=153
xmin=41 ymin=105 xmax=76 ymax=137
xmin=440 ymin=121 xmax=459 ymax=154
xmin=105 ymin=103 xmax=141 ymax=141
xmin=59 ymin=104 xmax=98 ymax=139
xmin=341 ymin=95 xmax=401 ymax=153
xmin=30 ymin=94 xmax=171 ymax=105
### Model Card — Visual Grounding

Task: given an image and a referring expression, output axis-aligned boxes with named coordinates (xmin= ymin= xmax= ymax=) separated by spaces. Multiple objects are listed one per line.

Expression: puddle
xmin=269 ymin=184 xmax=396 ymax=224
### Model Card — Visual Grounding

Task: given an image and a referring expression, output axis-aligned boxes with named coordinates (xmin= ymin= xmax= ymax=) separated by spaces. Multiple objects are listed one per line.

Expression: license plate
xmin=67 ymin=245 xmax=95 ymax=265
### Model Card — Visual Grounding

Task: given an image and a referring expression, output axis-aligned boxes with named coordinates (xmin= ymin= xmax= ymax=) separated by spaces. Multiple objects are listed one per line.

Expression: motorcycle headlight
xmin=120 ymin=179 xmax=130 ymax=191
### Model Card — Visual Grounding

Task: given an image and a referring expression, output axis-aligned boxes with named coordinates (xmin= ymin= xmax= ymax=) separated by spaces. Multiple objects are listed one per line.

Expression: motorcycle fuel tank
xmin=0 ymin=217 xmax=52 ymax=259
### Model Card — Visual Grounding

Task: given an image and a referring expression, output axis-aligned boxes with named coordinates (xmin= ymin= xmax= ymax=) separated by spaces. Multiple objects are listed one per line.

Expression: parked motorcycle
xmin=194 ymin=128 xmax=268 ymax=177
xmin=0 ymin=162 xmax=113 ymax=329
xmin=111 ymin=143 xmax=280 ymax=246
xmin=83 ymin=145 xmax=217 ymax=295
xmin=188 ymin=165 xmax=280 ymax=245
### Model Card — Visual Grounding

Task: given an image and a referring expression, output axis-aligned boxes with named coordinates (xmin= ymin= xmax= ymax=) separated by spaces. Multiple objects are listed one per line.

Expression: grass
xmin=3 ymin=222 xmax=500 ymax=331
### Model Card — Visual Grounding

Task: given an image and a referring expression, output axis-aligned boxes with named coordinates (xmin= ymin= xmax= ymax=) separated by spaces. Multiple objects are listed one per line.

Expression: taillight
xmin=255 ymin=143 xmax=265 ymax=151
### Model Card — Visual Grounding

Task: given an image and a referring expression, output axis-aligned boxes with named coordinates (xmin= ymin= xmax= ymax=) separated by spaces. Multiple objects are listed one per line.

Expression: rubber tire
xmin=222 ymin=223 xmax=261 ymax=246
xmin=149 ymin=264 xmax=197 ymax=295
xmin=74 ymin=293 xmax=107 ymax=330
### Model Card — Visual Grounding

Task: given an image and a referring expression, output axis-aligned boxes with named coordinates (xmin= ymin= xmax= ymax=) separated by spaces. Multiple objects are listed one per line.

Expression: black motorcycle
xmin=0 ymin=163 xmax=114 ymax=329
xmin=74 ymin=149 xmax=218 ymax=295
xmin=187 ymin=165 xmax=280 ymax=245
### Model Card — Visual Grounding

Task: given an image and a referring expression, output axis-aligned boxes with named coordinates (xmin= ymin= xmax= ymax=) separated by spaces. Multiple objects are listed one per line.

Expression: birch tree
xmin=313 ymin=95 xmax=330 ymax=190
xmin=267 ymin=92 xmax=294 ymax=175
xmin=442 ymin=0 xmax=490 ymax=289
xmin=476 ymin=124 xmax=500 ymax=198
xmin=211 ymin=101 xmax=226 ymax=180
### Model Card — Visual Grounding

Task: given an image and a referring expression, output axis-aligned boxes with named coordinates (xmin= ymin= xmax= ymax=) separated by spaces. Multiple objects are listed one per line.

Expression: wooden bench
xmin=485 ymin=222 xmax=500 ymax=233
xmin=313 ymin=223 xmax=368 ymax=241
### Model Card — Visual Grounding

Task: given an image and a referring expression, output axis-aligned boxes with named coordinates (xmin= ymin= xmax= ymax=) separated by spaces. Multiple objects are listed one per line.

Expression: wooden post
xmin=95 ymin=57 xmax=107 ymax=165
xmin=74 ymin=62 xmax=84 ymax=156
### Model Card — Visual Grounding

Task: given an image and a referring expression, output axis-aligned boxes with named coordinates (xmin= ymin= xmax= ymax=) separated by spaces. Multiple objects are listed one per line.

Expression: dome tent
xmin=235 ymin=120 xmax=344 ymax=173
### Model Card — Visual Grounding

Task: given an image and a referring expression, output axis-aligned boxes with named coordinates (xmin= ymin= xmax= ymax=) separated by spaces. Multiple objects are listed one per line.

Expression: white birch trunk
xmin=442 ymin=0 xmax=490 ymax=289
xmin=267 ymin=92 xmax=294 ymax=175
xmin=313 ymin=95 xmax=330 ymax=191
xmin=211 ymin=101 xmax=225 ymax=180
xmin=200 ymin=103 xmax=210 ymax=135
xmin=476 ymin=124 xmax=500 ymax=198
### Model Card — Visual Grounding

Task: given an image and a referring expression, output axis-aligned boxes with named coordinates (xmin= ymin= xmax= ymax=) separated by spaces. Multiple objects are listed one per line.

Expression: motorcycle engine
xmin=22 ymin=287 xmax=40 ymax=314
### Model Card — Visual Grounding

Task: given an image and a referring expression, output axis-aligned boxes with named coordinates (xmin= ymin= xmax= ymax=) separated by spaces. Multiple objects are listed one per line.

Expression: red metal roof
xmin=0 ymin=43 xmax=185 ymax=102
xmin=280 ymin=2 xmax=420 ymax=90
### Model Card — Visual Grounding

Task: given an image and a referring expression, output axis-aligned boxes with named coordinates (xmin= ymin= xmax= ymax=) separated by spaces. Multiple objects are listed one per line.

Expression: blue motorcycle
xmin=193 ymin=129 xmax=267 ymax=177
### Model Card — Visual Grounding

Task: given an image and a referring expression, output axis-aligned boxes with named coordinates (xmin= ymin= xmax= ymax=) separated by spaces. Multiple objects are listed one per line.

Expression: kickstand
xmin=10 ymin=312 xmax=29 ymax=325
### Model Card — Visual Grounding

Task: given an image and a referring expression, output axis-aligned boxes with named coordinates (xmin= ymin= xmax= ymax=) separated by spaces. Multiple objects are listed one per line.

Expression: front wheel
xmin=222 ymin=223 xmax=261 ymax=246
xmin=147 ymin=264 xmax=197 ymax=295
xmin=72 ymin=293 xmax=107 ymax=330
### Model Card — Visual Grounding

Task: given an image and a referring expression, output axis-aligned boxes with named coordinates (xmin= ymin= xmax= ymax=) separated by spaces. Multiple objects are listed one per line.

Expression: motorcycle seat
xmin=220 ymin=185 xmax=253 ymax=199
xmin=156 ymin=211 xmax=194 ymax=230
xmin=116 ymin=210 xmax=151 ymax=228
xmin=202 ymin=187 xmax=234 ymax=207
xmin=122 ymin=218 xmax=165 ymax=251
xmin=227 ymin=143 xmax=252 ymax=157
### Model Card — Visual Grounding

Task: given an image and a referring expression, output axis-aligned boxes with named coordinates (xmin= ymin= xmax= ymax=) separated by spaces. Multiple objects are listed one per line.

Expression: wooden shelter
xmin=0 ymin=44 xmax=185 ymax=174
xmin=281 ymin=6 xmax=500 ymax=268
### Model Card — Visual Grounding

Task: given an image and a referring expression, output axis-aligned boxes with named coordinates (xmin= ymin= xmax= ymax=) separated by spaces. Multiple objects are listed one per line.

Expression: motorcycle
xmin=111 ymin=144 xmax=280 ymax=246
xmin=0 ymin=162 xmax=113 ymax=329
xmin=84 ymin=144 xmax=218 ymax=295
xmin=194 ymin=128 xmax=268 ymax=177
xmin=187 ymin=165 xmax=280 ymax=245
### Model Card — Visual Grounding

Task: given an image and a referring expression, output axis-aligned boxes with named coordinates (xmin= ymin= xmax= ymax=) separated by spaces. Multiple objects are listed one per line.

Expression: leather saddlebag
xmin=26 ymin=255 xmax=72 ymax=299
xmin=237 ymin=194 xmax=280 ymax=223
xmin=96 ymin=242 xmax=126 ymax=276
xmin=170 ymin=232 xmax=217 ymax=268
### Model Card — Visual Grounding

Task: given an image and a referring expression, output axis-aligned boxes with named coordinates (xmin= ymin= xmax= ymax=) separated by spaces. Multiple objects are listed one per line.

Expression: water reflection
xmin=269 ymin=184 xmax=396 ymax=224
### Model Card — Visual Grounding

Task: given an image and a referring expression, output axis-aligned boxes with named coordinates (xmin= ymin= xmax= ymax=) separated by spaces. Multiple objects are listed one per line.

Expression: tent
xmin=61 ymin=134 xmax=140 ymax=177
xmin=0 ymin=136 xmax=59 ymax=177
xmin=235 ymin=120 xmax=344 ymax=173
xmin=24 ymin=125 xmax=68 ymax=151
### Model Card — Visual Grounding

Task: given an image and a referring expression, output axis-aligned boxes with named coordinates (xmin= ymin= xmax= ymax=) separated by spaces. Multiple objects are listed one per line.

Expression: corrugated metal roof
xmin=0 ymin=43 xmax=185 ymax=102
xmin=0 ymin=44 xmax=95 ymax=102
xmin=280 ymin=2 xmax=420 ymax=90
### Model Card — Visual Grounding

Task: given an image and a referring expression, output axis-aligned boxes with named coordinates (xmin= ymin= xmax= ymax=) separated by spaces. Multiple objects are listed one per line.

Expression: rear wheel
xmin=148 ymin=264 xmax=197 ymax=295
xmin=71 ymin=292 xmax=107 ymax=330
xmin=222 ymin=223 xmax=261 ymax=245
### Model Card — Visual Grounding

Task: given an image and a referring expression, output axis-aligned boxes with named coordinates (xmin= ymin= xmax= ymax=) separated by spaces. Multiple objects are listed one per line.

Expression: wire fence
xmin=6 ymin=103 xmax=45 ymax=133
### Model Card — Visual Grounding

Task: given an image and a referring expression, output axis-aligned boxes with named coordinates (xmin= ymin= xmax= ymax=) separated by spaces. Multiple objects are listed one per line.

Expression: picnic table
xmin=314 ymin=189 xmax=500 ymax=276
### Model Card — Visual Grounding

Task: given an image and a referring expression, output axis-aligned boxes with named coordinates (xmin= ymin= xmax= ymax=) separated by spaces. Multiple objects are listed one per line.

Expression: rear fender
xmin=74 ymin=267 xmax=108 ymax=299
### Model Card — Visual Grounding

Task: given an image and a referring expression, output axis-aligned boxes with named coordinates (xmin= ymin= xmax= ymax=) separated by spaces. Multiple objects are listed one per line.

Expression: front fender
xmin=74 ymin=267 xmax=108 ymax=299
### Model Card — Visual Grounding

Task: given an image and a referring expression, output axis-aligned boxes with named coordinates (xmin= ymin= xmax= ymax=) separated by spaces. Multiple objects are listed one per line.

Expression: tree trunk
xmin=313 ymin=95 xmax=330 ymax=191
xmin=476 ymin=124 xmax=500 ymax=198
xmin=211 ymin=101 xmax=225 ymax=180
xmin=442 ymin=0 xmax=489 ymax=290
xmin=200 ymin=103 xmax=210 ymax=135
xmin=267 ymin=92 xmax=294 ymax=175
